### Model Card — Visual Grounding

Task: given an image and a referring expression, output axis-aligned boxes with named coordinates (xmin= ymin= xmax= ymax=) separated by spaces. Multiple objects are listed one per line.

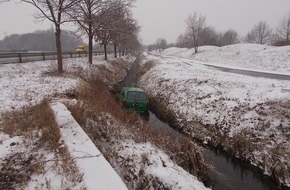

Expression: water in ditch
xmin=148 ymin=111 xmax=279 ymax=190
xmin=115 ymin=57 xmax=286 ymax=190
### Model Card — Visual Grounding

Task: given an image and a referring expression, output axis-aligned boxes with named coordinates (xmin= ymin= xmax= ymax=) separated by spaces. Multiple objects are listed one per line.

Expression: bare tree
xmin=115 ymin=21 xmax=139 ymax=56
xmin=121 ymin=33 xmax=140 ymax=55
xmin=94 ymin=15 xmax=111 ymax=60
xmin=219 ymin=29 xmax=239 ymax=46
xmin=22 ymin=0 xmax=80 ymax=73
xmin=200 ymin=27 xmax=219 ymax=46
xmin=107 ymin=3 xmax=138 ymax=58
xmin=68 ymin=0 xmax=134 ymax=64
xmin=175 ymin=33 xmax=192 ymax=48
xmin=94 ymin=1 xmax=138 ymax=59
xmin=67 ymin=0 xmax=104 ymax=64
xmin=275 ymin=14 xmax=290 ymax=45
xmin=185 ymin=12 xmax=207 ymax=53
xmin=176 ymin=34 xmax=185 ymax=48
xmin=177 ymin=13 xmax=241 ymax=48
xmin=155 ymin=38 xmax=167 ymax=50
xmin=107 ymin=4 xmax=126 ymax=58
xmin=245 ymin=21 xmax=272 ymax=44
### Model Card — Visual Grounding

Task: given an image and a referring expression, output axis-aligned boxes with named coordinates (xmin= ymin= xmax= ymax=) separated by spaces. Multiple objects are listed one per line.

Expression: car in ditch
xmin=117 ymin=87 xmax=150 ymax=120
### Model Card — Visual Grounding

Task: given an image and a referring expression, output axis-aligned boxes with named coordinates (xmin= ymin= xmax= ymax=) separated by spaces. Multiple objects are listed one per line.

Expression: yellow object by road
xmin=75 ymin=45 xmax=86 ymax=53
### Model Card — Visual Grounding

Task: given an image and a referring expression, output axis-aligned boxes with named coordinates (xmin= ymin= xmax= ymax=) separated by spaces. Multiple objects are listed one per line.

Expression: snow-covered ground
xmin=50 ymin=102 xmax=128 ymax=190
xmin=139 ymin=44 xmax=290 ymax=187
xmin=0 ymin=56 xmax=209 ymax=189
xmin=161 ymin=44 xmax=290 ymax=75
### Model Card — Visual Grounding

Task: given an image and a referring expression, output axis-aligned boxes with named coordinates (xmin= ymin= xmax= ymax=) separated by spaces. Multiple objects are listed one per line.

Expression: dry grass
xmin=231 ymin=129 xmax=255 ymax=157
xmin=106 ymin=59 xmax=131 ymax=82
xmin=2 ymin=99 xmax=60 ymax=150
xmin=268 ymin=143 xmax=290 ymax=187
xmin=66 ymin=77 xmax=211 ymax=186
xmin=76 ymin=78 xmax=140 ymax=125
xmin=0 ymin=153 xmax=42 ymax=190
xmin=138 ymin=74 xmax=290 ymax=188
xmin=137 ymin=60 xmax=155 ymax=79
xmin=1 ymin=100 xmax=84 ymax=189
xmin=136 ymin=53 xmax=290 ymax=188
xmin=0 ymin=56 xmax=131 ymax=189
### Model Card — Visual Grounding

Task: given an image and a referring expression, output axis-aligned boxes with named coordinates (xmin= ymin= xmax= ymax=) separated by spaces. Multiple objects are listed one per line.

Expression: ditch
xmin=113 ymin=56 xmax=288 ymax=190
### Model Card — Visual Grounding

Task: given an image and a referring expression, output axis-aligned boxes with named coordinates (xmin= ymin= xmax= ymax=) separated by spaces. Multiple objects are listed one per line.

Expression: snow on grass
xmin=161 ymin=43 xmax=290 ymax=74
xmin=0 ymin=56 xmax=123 ymax=189
xmin=140 ymin=44 xmax=290 ymax=187
xmin=25 ymin=150 xmax=86 ymax=190
xmin=51 ymin=102 xmax=128 ymax=190
xmin=0 ymin=55 xmax=210 ymax=189
xmin=0 ymin=60 xmax=76 ymax=113
xmin=0 ymin=134 xmax=23 ymax=159
xmin=117 ymin=141 xmax=210 ymax=190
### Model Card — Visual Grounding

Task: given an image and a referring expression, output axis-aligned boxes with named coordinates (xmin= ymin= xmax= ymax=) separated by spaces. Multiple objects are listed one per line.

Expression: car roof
xmin=123 ymin=87 xmax=145 ymax=93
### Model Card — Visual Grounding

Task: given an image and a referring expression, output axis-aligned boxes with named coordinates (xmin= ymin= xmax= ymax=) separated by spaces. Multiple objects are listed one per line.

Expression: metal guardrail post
xmin=1 ymin=51 xmax=107 ymax=64
xmin=18 ymin=53 xmax=22 ymax=63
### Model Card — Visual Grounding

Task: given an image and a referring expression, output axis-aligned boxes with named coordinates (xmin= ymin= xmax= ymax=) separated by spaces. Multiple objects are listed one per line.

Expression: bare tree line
xmin=164 ymin=11 xmax=290 ymax=53
xmin=0 ymin=29 xmax=83 ymax=52
xmin=245 ymin=15 xmax=290 ymax=46
xmin=22 ymin=0 xmax=140 ymax=73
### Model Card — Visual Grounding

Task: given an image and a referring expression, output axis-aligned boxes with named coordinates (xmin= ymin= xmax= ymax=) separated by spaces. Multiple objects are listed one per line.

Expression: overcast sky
xmin=0 ymin=0 xmax=290 ymax=45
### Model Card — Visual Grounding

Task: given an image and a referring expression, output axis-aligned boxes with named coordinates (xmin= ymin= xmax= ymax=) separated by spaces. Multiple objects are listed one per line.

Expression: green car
xmin=117 ymin=87 xmax=150 ymax=119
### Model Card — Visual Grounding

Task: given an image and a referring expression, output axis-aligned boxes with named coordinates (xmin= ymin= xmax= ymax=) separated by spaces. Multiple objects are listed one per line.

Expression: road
xmin=151 ymin=53 xmax=290 ymax=81
xmin=204 ymin=64 xmax=290 ymax=81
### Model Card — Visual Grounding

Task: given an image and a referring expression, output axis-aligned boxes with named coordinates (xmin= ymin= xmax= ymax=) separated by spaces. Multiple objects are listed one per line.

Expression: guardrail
xmin=0 ymin=51 xmax=113 ymax=64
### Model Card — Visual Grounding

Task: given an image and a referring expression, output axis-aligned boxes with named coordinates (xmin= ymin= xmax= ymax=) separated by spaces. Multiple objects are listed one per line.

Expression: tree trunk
xmin=104 ymin=44 xmax=107 ymax=60
xmin=55 ymin=25 xmax=63 ymax=73
xmin=193 ymin=35 xmax=198 ymax=53
xmin=118 ymin=47 xmax=122 ymax=57
xmin=114 ymin=44 xmax=117 ymax=58
xmin=287 ymin=27 xmax=289 ymax=44
xmin=122 ymin=49 xmax=125 ymax=56
xmin=194 ymin=46 xmax=198 ymax=53
xmin=287 ymin=20 xmax=290 ymax=44
xmin=88 ymin=24 xmax=93 ymax=64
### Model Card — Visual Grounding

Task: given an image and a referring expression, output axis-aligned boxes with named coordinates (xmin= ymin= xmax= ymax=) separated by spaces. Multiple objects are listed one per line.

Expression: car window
xmin=126 ymin=91 xmax=148 ymax=101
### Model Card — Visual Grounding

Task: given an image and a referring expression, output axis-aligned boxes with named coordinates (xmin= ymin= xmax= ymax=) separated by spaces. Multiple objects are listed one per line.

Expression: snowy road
xmin=151 ymin=53 xmax=290 ymax=81
xmin=204 ymin=64 xmax=290 ymax=80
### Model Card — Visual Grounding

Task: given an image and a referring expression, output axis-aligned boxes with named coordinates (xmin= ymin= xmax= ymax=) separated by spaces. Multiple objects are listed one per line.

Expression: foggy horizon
xmin=0 ymin=0 xmax=290 ymax=45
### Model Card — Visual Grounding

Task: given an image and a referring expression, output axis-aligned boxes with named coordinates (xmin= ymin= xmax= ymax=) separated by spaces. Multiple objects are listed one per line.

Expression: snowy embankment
xmin=51 ymin=101 xmax=209 ymax=190
xmin=139 ymin=44 xmax=290 ymax=187
xmin=0 ymin=56 xmax=209 ymax=189
xmin=50 ymin=102 xmax=128 ymax=190
xmin=161 ymin=44 xmax=290 ymax=75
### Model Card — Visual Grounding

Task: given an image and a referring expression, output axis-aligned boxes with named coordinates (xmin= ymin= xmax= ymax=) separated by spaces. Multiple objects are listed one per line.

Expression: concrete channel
xmin=114 ymin=57 xmax=287 ymax=190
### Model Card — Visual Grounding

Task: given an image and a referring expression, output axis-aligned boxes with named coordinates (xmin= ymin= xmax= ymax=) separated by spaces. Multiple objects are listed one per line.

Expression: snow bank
xmin=0 ymin=56 xmax=130 ymax=189
xmin=161 ymin=43 xmax=290 ymax=74
xmin=51 ymin=102 xmax=128 ymax=190
xmin=0 ymin=55 xmax=212 ymax=189
xmin=117 ymin=141 xmax=210 ymax=190
xmin=140 ymin=47 xmax=290 ymax=186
